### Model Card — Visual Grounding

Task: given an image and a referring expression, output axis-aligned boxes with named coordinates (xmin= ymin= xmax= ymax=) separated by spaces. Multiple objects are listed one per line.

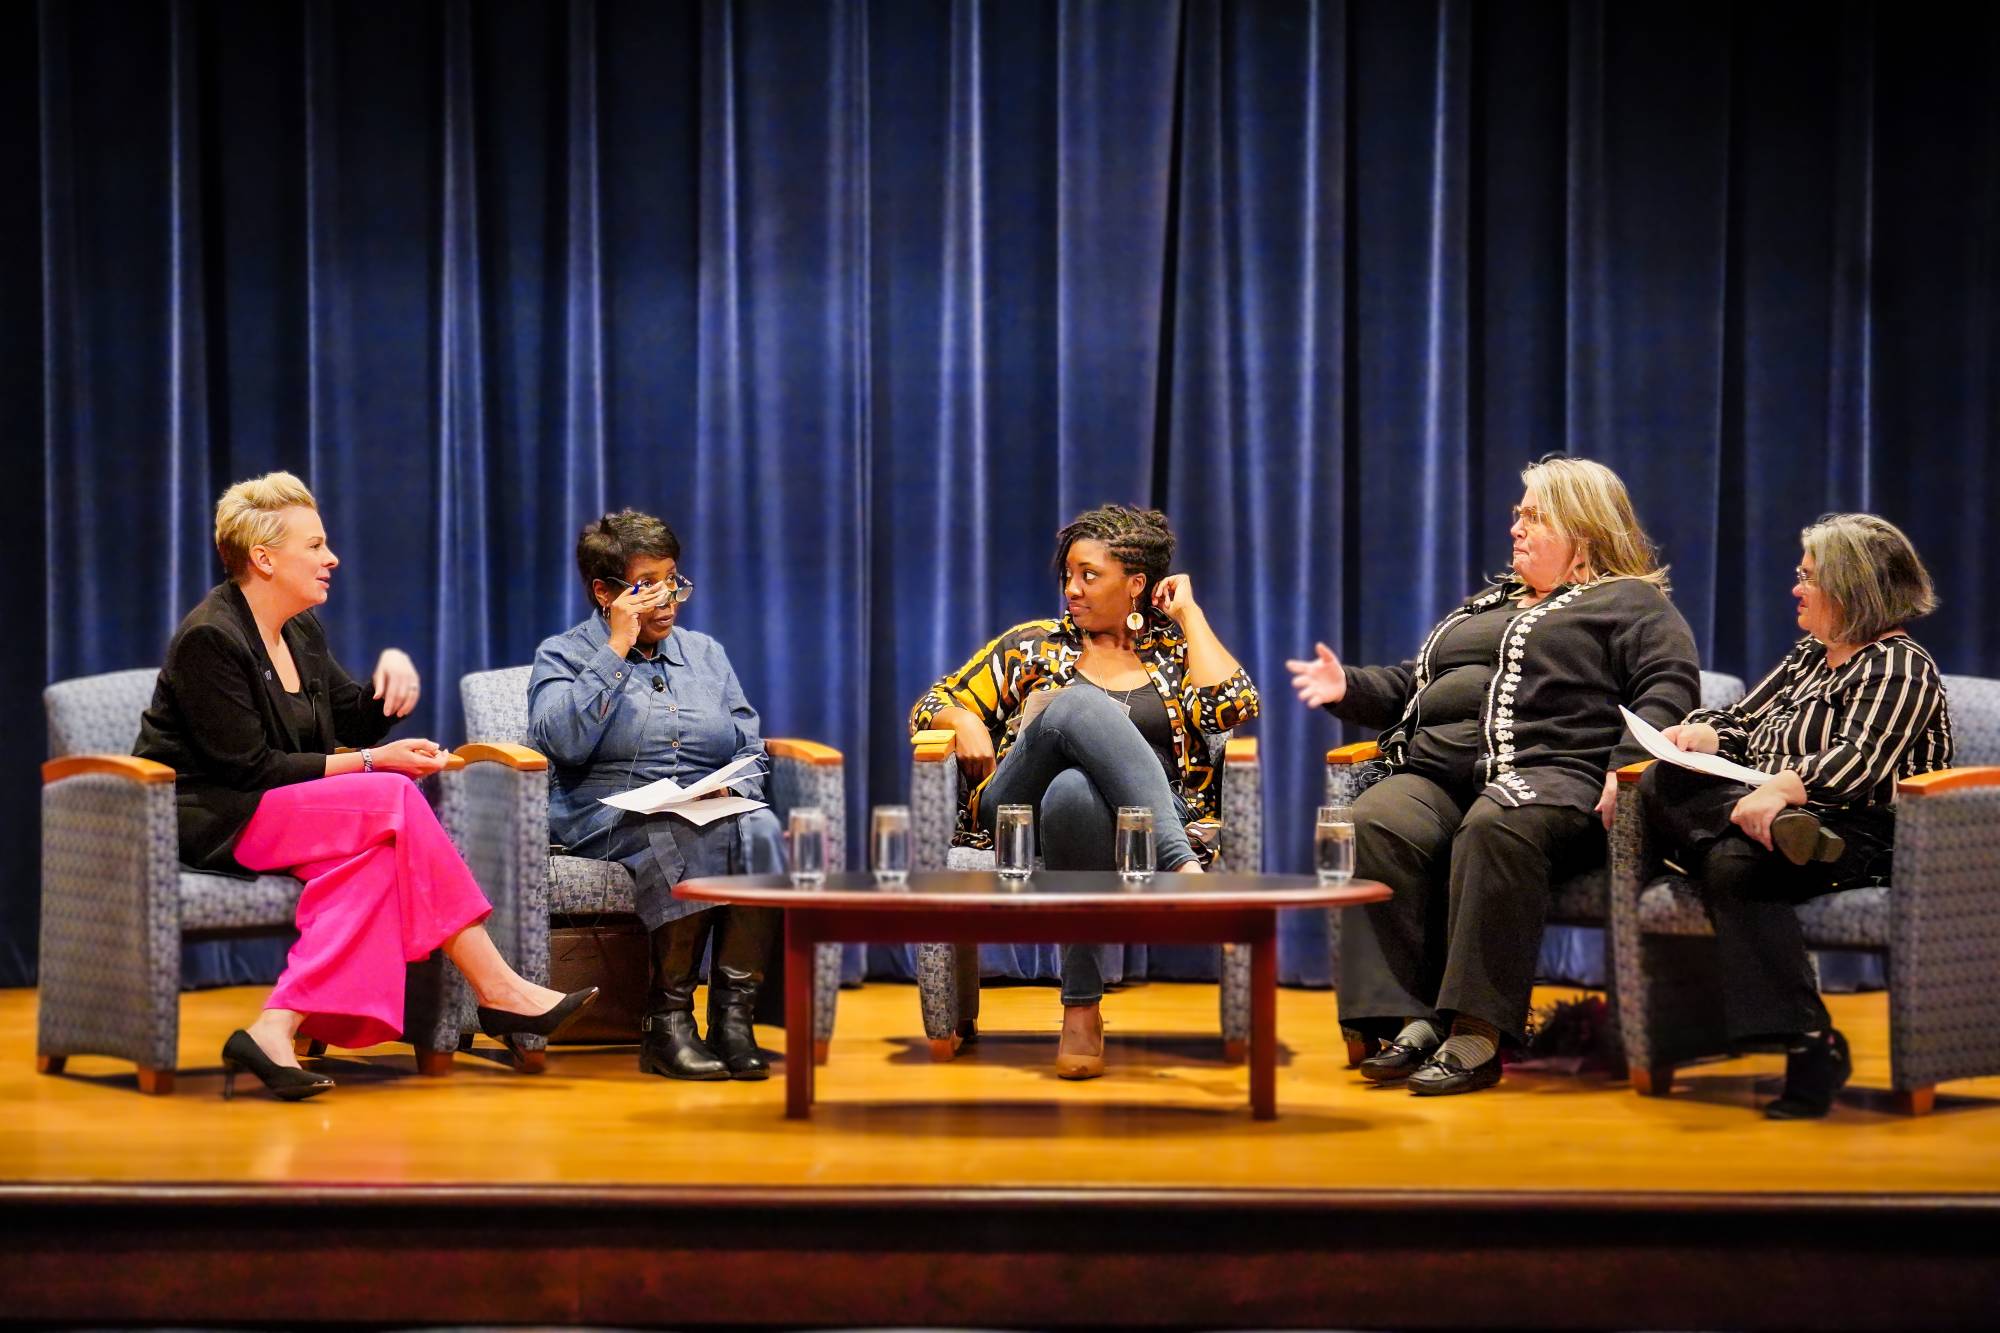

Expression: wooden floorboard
xmin=6 ymin=980 xmax=2000 ymax=1327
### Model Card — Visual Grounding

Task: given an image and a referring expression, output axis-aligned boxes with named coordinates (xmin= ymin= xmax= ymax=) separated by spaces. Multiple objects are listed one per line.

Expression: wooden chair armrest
xmin=1325 ymin=741 xmax=1381 ymax=765
xmin=42 ymin=755 xmax=176 ymax=786
xmin=767 ymin=738 xmax=843 ymax=766
xmin=911 ymin=729 xmax=957 ymax=762
xmin=1897 ymin=766 xmax=2000 ymax=797
xmin=455 ymin=742 xmax=549 ymax=772
xmin=1616 ymin=760 xmax=1654 ymax=785
xmin=1224 ymin=736 xmax=1258 ymax=764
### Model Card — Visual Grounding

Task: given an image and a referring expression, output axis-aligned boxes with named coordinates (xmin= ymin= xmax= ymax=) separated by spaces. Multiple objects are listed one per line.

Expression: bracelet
xmin=361 ymin=748 xmax=374 ymax=773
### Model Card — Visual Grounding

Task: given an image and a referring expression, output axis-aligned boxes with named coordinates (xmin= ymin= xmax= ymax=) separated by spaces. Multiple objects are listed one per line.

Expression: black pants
xmin=1637 ymin=761 xmax=1890 ymax=1043
xmin=1338 ymin=771 xmax=1602 ymax=1040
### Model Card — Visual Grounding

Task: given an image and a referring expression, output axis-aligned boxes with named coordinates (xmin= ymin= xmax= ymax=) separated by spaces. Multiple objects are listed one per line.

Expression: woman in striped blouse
xmin=1638 ymin=513 xmax=1951 ymax=1119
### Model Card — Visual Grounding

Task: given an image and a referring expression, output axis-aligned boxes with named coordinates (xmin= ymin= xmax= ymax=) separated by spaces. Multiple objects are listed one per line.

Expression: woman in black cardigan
xmin=1287 ymin=456 xmax=1699 ymax=1095
xmin=137 ymin=472 xmax=593 ymax=1100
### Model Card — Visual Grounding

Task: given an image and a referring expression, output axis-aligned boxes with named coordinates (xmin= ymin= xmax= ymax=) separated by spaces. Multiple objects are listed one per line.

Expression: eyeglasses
xmin=604 ymin=573 xmax=695 ymax=605
xmin=1794 ymin=565 xmax=1815 ymax=588
xmin=1510 ymin=504 xmax=1549 ymax=528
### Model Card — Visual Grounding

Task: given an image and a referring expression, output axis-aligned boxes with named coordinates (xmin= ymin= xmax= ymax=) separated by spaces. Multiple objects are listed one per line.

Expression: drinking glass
xmin=870 ymin=804 xmax=911 ymax=886
xmin=1316 ymin=803 xmax=1356 ymax=884
xmin=1115 ymin=806 xmax=1156 ymax=882
xmin=787 ymin=807 xmax=828 ymax=887
xmin=994 ymin=804 xmax=1035 ymax=880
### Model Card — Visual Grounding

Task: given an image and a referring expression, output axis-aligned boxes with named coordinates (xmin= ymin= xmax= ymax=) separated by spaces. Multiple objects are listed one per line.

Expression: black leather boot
xmin=706 ymin=906 xmax=779 ymax=1080
xmin=639 ymin=913 xmax=728 ymax=1081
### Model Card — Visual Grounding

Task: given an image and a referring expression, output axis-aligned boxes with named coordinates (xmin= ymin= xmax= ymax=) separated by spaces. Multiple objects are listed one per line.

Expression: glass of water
xmin=787 ymin=807 xmax=828 ymax=887
xmin=1116 ymin=806 xmax=1156 ymax=882
xmin=994 ymin=804 xmax=1035 ymax=880
xmin=871 ymin=804 xmax=911 ymax=886
xmin=1316 ymin=803 xmax=1355 ymax=884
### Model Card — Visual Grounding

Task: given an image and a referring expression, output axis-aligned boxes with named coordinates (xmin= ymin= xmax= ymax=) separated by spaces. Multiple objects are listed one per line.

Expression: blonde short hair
xmin=1801 ymin=513 xmax=1937 ymax=644
xmin=1519 ymin=456 xmax=1670 ymax=589
xmin=214 ymin=471 xmax=317 ymax=579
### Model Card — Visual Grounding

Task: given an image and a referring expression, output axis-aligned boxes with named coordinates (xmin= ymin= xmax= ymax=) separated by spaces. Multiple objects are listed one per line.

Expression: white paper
xmin=656 ymin=795 xmax=768 ymax=827
xmin=1619 ymin=707 xmax=1776 ymax=786
xmin=599 ymin=752 xmax=769 ymax=816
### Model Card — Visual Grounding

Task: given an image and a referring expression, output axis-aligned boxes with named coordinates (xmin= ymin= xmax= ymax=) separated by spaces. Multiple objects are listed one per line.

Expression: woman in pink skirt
xmin=135 ymin=471 xmax=594 ymax=1100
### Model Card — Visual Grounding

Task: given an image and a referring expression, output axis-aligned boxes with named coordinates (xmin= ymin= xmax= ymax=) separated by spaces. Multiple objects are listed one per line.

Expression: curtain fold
xmin=7 ymin=0 xmax=1997 ymax=991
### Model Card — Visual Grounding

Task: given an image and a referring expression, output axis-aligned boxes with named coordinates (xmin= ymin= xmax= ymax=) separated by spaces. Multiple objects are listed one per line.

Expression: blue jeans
xmin=979 ymin=685 xmax=1197 ymax=1006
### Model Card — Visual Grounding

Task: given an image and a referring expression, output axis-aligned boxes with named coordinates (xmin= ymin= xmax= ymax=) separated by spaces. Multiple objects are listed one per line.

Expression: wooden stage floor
xmin=6 ymin=979 xmax=2000 ymax=1328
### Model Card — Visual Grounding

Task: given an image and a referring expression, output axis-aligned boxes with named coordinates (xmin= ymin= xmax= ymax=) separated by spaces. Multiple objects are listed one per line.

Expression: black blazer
xmin=134 ymin=582 xmax=398 ymax=872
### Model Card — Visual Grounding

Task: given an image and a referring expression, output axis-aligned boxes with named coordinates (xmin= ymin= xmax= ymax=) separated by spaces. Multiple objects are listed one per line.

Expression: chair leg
xmin=414 ymin=1047 xmax=454 ymax=1077
xmin=928 ymin=1035 xmax=961 ymax=1062
xmin=293 ymin=1038 xmax=327 ymax=1059
xmin=1894 ymin=1086 xmax=1935 ymax=1117
xmin=814 ymin=1039 xmax=830 ymax=1066
xmin=1223 ymin=1039 xmax=1247 ymax=1064
xmin=135 ymin=1067 xmax=175 ymax=1095
xmin=1631 ymin=1064 xmax=1675 ymax=1097
xmin=515 ymin=1047 xmax=547 ymax=1075
xmin=36 ymin=1055 xmax=65 ymax=1075
xmin=1344 ymin=1036 xmax=1372 ymax=1068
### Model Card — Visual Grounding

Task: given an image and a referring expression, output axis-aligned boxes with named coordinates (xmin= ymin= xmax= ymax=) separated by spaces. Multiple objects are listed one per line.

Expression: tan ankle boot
xmin=1056 ymin=1002 xmax=1105 ymax=1080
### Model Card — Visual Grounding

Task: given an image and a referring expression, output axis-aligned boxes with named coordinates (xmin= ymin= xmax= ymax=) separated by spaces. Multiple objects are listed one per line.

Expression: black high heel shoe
xmin=476 ymin=987 xmax=600 ymax=1060
xmin=221 ymin=1030 xmax=335 ymax=1102
xmin=1771 ymin=810 xmax=1846 ymax=867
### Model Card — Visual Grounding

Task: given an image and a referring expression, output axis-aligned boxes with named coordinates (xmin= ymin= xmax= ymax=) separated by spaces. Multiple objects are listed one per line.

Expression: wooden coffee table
xmin=676 ymin=870 xmax=1389 ymax=1120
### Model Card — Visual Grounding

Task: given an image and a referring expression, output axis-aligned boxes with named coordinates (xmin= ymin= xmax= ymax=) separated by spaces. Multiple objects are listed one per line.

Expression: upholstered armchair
xmin=1610 ymin=673 xmax=2000 ymax=1115
xmin=1322 ymin=669 xmax=1750 ymax=1067
xmin=457 ymin=666 xmax=846 ymax=1062
xmin=37 ymin=667 xmax=543 ymax=1092
xmin=905 ymin=727 xmax=1265 ymax=1061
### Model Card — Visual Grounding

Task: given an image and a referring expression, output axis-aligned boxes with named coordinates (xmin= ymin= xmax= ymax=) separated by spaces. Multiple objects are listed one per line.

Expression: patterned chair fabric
xmin=38 ymin=667 xmax=540 ymax=1084
xmin=1321 ymin=669 xmax=1749 ymax=1001
xmin=458 ymin=665 xmax=845 ymax=1046
xmin=1612 ymin=672 xmax=2000 ymax=1104
xmin=908 ymin=729 xmax=1262 ymax=1051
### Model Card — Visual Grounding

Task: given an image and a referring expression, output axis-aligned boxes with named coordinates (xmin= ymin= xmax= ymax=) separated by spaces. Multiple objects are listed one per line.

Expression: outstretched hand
xmin=1284 ymin=642 xmax=1348 ymax=708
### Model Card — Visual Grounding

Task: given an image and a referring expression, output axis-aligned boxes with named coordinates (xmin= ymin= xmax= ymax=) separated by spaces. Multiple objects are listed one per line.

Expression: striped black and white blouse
xmin=1685 ymin=634 xmax=1953 ymax=810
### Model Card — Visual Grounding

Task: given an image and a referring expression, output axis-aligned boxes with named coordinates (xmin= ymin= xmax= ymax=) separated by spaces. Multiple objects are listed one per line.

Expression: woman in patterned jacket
xmin=1287 ymin=456 xmax=1699 ymax=1096
xmin=1639 ymin=514 xmax=1950 ymax=1119
xmin=911 ymin=504 xmax=1260 ymax=1079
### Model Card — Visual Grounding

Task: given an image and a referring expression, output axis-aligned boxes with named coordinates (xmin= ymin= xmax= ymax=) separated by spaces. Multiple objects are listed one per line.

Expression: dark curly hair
xmin=575 ymin=509 xmax=681 ymax=606
xmin=1053 ymin=504 xmax=1176 ymax=601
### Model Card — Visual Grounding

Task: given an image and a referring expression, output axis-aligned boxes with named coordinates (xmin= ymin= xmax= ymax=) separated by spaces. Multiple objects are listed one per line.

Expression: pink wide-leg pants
xmin=233 ymin=772 xmax=492 ymax=1049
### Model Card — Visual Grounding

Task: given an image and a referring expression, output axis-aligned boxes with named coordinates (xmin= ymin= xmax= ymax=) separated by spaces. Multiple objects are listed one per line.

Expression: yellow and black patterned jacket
xmin=909 ymin=612 xmax=1260 ymax=859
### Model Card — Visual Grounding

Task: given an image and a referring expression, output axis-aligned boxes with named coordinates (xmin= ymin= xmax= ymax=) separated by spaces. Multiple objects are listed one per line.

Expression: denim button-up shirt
xmin=528 ymin=614 xmax=781 ymax=928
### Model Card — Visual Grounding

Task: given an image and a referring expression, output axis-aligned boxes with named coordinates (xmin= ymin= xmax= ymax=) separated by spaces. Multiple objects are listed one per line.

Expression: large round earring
xmin=1125 ymin=604 xmax=1146 ymax=633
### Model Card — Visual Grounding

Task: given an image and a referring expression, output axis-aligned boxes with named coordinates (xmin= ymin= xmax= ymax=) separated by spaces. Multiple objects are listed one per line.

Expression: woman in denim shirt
xmin=529 ymin=510 xmax=785 ymax=1083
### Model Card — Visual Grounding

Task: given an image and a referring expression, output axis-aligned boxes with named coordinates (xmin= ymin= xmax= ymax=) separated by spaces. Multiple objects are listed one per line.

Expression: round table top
xmin=675 ymin=870 xmax=1389 ymax=912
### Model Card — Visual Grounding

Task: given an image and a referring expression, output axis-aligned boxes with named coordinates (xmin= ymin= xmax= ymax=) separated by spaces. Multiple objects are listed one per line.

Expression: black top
xmin=1329 ymin=577 xmax=1701 ymax=815
xmin=133 ymin=581 xmax=398 ymax=872
xmin=1402 ymin=601 xmax=1514 ymax=790
xmin=1122 ymin=681 xmax=1179 ymax=787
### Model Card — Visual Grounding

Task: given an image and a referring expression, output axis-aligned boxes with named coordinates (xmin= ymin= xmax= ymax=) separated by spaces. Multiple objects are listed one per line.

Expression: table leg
xmin=784 ymin=911 xmax=813 ymax=1119
xmin=1250 ymin=911 xmax=1277 ymax=1120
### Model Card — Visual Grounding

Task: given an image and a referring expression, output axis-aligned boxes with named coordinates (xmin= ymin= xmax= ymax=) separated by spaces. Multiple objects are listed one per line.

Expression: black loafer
xmin=1407 ymin=1048 xmax=1503 ymax=1096
xmin=1765 ymin=1029 xmax=1852 ymax=1120
xmin=1771 ymin=810 xmax=1845 ymax=867
xmin=1358 ymin=1036 xmax=1439 ymax=1084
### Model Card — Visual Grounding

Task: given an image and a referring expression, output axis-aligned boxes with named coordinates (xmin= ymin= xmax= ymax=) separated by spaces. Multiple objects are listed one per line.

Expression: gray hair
xmin=1801 ymin=513 xmax=1937 ymax=644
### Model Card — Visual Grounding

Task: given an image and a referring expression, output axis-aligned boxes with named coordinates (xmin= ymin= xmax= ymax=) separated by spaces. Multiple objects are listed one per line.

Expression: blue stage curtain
xmin=5 ymin=0 xmax=1996 ymax=992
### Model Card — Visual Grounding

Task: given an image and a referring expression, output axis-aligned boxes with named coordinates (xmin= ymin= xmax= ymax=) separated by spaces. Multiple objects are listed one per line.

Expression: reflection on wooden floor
xmin=6 ymin=979 xmax=1998 ymax=1195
